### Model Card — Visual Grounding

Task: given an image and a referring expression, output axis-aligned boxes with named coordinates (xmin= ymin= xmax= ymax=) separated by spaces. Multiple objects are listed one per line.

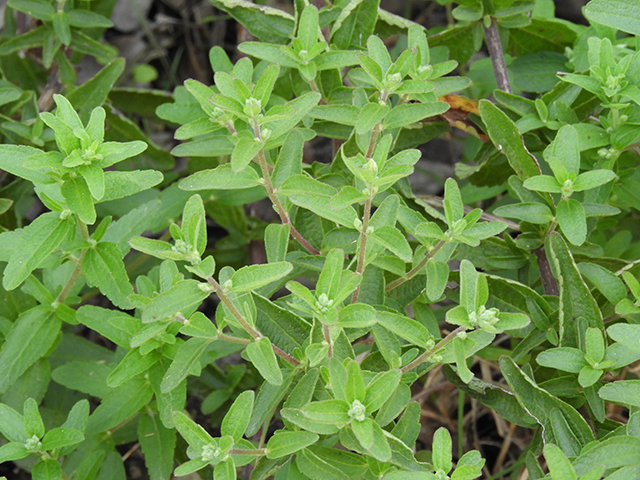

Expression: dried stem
xmin=483 ymin=17 xmax=512 ymax=93
xmin=534 ymin=245 xmax=559 ymax=296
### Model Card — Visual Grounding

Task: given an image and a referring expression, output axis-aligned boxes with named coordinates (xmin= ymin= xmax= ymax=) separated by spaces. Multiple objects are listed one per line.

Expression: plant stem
xmin=386 ymin=240 xmax=447 ymax=292
xmin=483 ymin=17 xmax=512 ymax=93
xmin=401 ymin=326 xmax=465 ymax=373
xmin=230 ymin=448 xmax=266 ymax=456
xmin=54 ymin=218 xmax=90 ymax=306
xmin=534 ymin=245 xmax=558 ymax=296
xmin=217 ymin=333 xmax=251 ymax=345
xmin=323 ymin=323 xmax=333 ymax=358
xmin=207 ymin=276 xmax=300 ymax=366
xmin=253 ymin=122 xmax=319 ymax=255
xmin=351 ymin=125 xmax=384 ymax=303
xmin=351 ymin=196 xmax=372 ymax=303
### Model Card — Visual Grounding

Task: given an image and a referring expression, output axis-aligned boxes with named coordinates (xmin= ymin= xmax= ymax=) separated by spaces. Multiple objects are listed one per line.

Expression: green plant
xmin=1 ymin=0 xmax=640 ymax=479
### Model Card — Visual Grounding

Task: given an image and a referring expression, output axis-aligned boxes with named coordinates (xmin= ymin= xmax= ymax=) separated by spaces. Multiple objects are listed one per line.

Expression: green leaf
xmin=209 ymin=0 xmax=295 ymax=44
xmin=0 ymin=306 xmax=59 ymax=395
xmin=544 ymin=125 xmax=580 ymax=176
xmin=383 ymin=102 xmax=449 ymax=130
xmin=66 ymin=59 xmax=125 ymax=115
xmin=264 ymin=224 xmax=290 ymax=263
xmin=598 ymin=380 xmax=640 ymax=408
xmin=249 ymin=379 xmax=297 ymax=435
xmin=0 ymin=442 xmax=29 ymax=464
xmin=138 ymin=412 xmax=176 ymax=480
xmin=583 ymin=0 xmax=640 ymax=36
xmin=85 ymin=376 xmax=153 ymax=434
xmin=338 ymin=304 xmax=377 ymax=329
xmin=83 ymin=242 xmax=134 ymax=309
xmin=51 ymin=360 xmax=112 ymax=398
xmin=2 ymin=212 xmax=74 ymax=291
xmin=266 ymin=431 xmax=319 ymax=459
xmin=180 ymin=312 xmax=218 ymax=339
xmin=317 ymin=248 xmax=344 ymax=300
xmin=41 ymin=427 xmax=84 ymax=451
xmin=579 ymin=263 xmax=627 ymax=305
xmin=573 ymin=170 xmax=617 ymax=192
xmin=500 ymin=356 xmax=594 ymax=455
xmin=61 ymin=175 xmax=96 ymax=224
xmin=214 ymin=458 xmax=236 ymax=480
xmin=301 ymin=399 xmax=350 ymax=425
xmin=444 ymin=177 xmax=464 ymax=225
xmin=493 ymin=202 xmax=553 ymax=224
xmin=607 ymin=324 xmax=640 ymax=354
xmin=556 ymin=198 xmax=587 ymax=246
xmin=141 ymin=279 xmax=210 ymax=323
xmin=52 ymin=12 xmax=71 ymax=46
xmin=426 ymin=260 xmax=449 ymax=301
xmin=231 ymin=137 xmax=263 ymax=172
xmin=544 ymin=444 xmax=577 ymax=480
xmin=376 ymin=310 xmax=432 ymax=348
xmin=315 ymin=50 xmax=359 ymax=70
xmin=351 ymin=418 xmax=374 ymax=449
xmin=355 ymin=102 xmax=389 ymax=134
xmin=364 ymin=369 xmax=402 ymax=412
xmin=479 ymin=100 xmax=541 ymax=180
xmin=238 ymin=42 xmax=298 ymax=68
xmin=279 ymin=175 xmax=358 ymax=227
xmin=331 ymin=0 xmax=380 ymax=50
xmin=522 ymin=174 xmax=561 ymax=193
xmin=537 ymin=347 xmax=585 ymax=373
xmin=443 ymin=366 xmax=537 ymax=428
xmin=67 ymin=9 xmax=113 ymax=28
xmin=253 ymin=294 xmax=310 ymax=353
xmin=246 ymin=337 xmax=283 ymax=385
xmin=369 ymin=226 xmax=412 ymax=262
xmin=228 ymin=262 xmax=293 ymax=294
xmin=0 ymin=403 xmax=27 ymax=442
xmin=161 ymin=337 xmax=212 ymax=393
xmin=23 ymin=397 xmax=44 ymax=438
xmin=221 ymin=390 xmax=253 ymax=442
xmin=267 ymin=92 xmax=321 ymax=142
xmin=7 ymin=0 xmax=54 ymax=21
xmin=107 ymin=349 xmax=160 ymax=388
xmin=172 ymin=410 xmax=215 ymax=449
xmin=547 ymin=233 xmax=603 ymax=346
xmin=180 ymin=163 xmax=262 ymax=191
xmin=296 ymin=447 xmax=350 ymax=480
xmin=310 ymin=105 xmax=360 ymax=126
xmin=572 ymin=436 xmax=640 ymax=477
xmin=174 ymin=458 xmax=210 ymax=477
xmin=432 ymin=427 xmax=453 ymax=473
xmin=100 ymin=170 xmax=162 ymax=203
xmin=32 ymin=459 xmax=63 ymax=480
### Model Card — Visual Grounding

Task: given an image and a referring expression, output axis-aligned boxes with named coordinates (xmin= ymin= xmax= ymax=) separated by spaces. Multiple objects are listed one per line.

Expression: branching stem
xmin=54 ymin=218 xmax=90 ymax=307
xmin=253 ymin=121 xmax=319 ymax=255
xmin=386 ymin=239 xmax=447 ymax=292
xmin=401 ymin=326 xmax=466 ymax=373
xmin=207 ymin=276 xmax=300 ymax=366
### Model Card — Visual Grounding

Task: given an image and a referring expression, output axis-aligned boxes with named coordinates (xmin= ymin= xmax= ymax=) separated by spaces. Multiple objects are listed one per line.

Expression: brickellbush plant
xmin=1 ymin=0 xmax=640 ymax=479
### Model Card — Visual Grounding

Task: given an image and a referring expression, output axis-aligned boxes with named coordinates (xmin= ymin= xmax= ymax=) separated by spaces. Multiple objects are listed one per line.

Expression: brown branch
xmin=483 ymin=17 xmax=512 ymax=94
